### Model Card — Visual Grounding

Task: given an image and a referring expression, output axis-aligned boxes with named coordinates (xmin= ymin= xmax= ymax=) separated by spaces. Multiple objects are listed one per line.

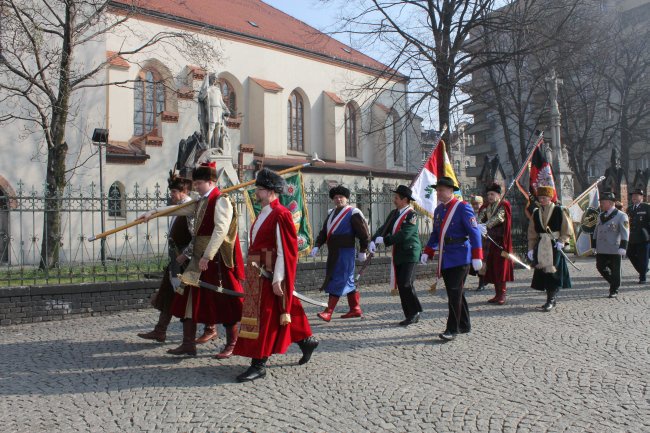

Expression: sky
xmin=262 ymin=0 xmax=348 ymax=43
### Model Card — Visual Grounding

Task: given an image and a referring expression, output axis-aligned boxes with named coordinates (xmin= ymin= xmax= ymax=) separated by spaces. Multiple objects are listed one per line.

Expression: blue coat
xmin=424 ymin=198 xmax=483 ymax=270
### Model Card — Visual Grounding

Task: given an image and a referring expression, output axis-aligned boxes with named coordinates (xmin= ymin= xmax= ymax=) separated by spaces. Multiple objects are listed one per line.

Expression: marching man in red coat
xmin=233 ymin=168 xmax=319 ymax=383
xmin=142 ymin=162 xmax=245 ymax=357
xmin=477 ymin=182 xmax=514 ymax=304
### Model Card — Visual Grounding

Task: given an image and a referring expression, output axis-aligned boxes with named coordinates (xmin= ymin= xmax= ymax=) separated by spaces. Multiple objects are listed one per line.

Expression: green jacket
xmin=373 ymin=208 xmax=422 ymax=265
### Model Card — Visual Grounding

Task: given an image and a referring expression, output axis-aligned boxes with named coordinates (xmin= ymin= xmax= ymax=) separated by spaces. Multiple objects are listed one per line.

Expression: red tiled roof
xmin=111 ymin=0 xmax=402 ymax=79
xmin=324 ymin=91 xmax=345 ymax=106
xmin=250 ymin=77 xmax=284 ymax=93
xmin=106 ymin=51 xmax=129 ymax=69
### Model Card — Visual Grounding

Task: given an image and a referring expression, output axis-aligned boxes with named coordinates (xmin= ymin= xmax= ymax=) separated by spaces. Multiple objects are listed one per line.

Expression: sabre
xmin=198 ymin=280 xmax=245 ymax=297
xmin=251 ymin=262 xmax=328 ymax=308
xmin=355 ymin=253 xmax=374 ymax=283
xmin=484 ymin=234 xmax=531 ymax=270
xmin=544 ymin=227 xmax=582 ymax=271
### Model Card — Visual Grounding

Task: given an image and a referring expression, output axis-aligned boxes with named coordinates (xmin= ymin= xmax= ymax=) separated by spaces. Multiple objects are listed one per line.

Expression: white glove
xmin=527 ymin=250 xmax=534 ymax=261
xmin=555 ymin=242 xmax=564 ymax=251
xmin=139 ymin=210 xmax=155 ymax=221
xmin=471 ymin=259 xmax=483 ymax=272
xmin=170 ymin=276 xmax=181 ymax=290
xmin=309 ymin=246 xmax=319 ymax=257
xmin=375 ymin=236 xmax=384 ymax=245
xmin=420 ymin=253 xmax=429 ymax=265
xmin=369 ymin=241 xmax=377 ymax=253
xmin=478 ymin=224 xmax=487 ymax=236
xmin=358 ymin=252 xmax=367 ymax=262
xmin=618 ymin=248 xmax=626 ymax=256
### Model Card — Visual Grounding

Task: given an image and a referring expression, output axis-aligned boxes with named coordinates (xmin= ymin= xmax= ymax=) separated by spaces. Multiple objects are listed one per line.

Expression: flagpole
xmin=568 ymin=176 xmax=605 ymax=208
xmin=495 ymin=131 xmax=544 ymax=210
xmin=409 ymin=124 xmax=447 ymax=189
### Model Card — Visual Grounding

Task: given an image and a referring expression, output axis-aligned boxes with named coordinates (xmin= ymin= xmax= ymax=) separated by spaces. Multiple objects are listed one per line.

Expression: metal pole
xmin=366 ymin=171 xmax=373 ymax=235
xmin=98 ymin=138 xmax=106 ymax=266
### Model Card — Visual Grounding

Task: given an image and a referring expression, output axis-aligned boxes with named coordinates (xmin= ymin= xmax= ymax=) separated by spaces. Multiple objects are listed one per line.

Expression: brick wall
xmin=0 ymin=257 xmax=434 ymax=326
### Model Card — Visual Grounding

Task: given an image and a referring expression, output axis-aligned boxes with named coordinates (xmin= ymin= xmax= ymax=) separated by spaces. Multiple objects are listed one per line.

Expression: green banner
xmin=245 ymin=172 xmax=312 ymax=256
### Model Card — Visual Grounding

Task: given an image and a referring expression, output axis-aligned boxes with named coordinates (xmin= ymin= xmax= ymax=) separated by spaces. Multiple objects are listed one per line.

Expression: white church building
xmin=0 ymin=0 xmax=423 ymax=264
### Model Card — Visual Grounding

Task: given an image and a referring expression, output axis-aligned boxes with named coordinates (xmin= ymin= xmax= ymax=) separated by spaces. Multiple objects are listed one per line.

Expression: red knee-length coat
xmin=479 ymin=200 xmax=514 ymax=284
xmin=233 ymin=199 xmax=312 ymax=359
xmin=171 ymin=187 xmax=245 ymax=324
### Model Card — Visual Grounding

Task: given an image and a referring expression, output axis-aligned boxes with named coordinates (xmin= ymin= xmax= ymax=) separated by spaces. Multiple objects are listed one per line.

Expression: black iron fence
xmin=0 ymin=180 xmax=435 ymax=287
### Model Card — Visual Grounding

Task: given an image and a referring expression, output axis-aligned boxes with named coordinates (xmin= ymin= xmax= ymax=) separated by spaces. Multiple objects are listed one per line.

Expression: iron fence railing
xmin=0 ymin=179 xmax=433 ymax=287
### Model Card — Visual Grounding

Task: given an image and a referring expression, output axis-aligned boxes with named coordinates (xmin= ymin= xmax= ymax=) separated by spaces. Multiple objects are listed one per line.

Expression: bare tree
xmin=0 ymin=0 xmax=220 ymax=269
xmin=604 ymin=13 xmax=650 ymax=178
xmin=325 ymin=0 xmax=526 ymax=145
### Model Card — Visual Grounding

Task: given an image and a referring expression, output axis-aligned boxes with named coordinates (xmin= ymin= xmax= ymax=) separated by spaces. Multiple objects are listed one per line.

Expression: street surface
xmin=1 ymin=258 xmax=649 ymax=433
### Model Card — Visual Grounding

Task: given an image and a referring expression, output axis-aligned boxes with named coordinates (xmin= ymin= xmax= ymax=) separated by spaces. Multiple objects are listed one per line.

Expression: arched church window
xmin=219 ymin=79 xmax=236 ymax=115
xmin=288 ymin=91 xmax=304 ymax=151
xmin=134 ymin=69 xmax=165 ymax=136
xmin=345 ymin=102 xmax=359 ymax=158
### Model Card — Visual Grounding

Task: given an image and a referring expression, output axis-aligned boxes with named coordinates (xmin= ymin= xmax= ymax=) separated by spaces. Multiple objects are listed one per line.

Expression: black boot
xmin=236 ymin=358 xmax=268 ymax=382
xmin=476 ymin=277 xmax=486 ymax=292
xmin=296 ymin=336 xmax=319 ymax=365
xmin=542 ymin=288 xmax=557 ymax=312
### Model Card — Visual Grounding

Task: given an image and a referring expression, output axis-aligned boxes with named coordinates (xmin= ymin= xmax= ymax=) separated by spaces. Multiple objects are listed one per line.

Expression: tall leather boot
xmin=167 ymin=320 xmax=197 ymax=356
xmin=297 ymin=336 xmax=319 ymax=365
xmin=137 ymin=311 xmax=172 ymax=342
xmin=476 ymin=276 xmax=486 ymax=292
xmin=317 ymin=295 xmax=339 ymax=322
xmin=214 ymin=324 xmax=238 ymax=359
xmin=236 ymin=357 xmax=268 ymax=382
xmin=341 ymin=291 xmax=363 ymax=318
xmin=495 ymin=283 xmax=507 ymax=305
xmin=487 ymin=283 xmax=499 ymax=303
xmin=542 ymin=288 xmax=557 ymax=312
xmin=195 ymin=324 xmax=217 ymax=344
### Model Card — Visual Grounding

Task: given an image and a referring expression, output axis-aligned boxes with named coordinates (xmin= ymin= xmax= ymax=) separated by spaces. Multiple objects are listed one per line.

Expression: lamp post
xmin=92 ymin=128 xmax=109 ymax=266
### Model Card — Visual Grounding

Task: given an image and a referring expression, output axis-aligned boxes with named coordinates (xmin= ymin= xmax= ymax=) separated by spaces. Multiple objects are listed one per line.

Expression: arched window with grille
xmin=108 ymin=182 xmax=126 ymax=218
xmin=219 ymin=79 xmax=236 ymax=115
xmin=455 ymin=160 xmax=461 ymax=174
xmin=134 ymin=69 xmax=165 ymax=136
xmin=287 ymin=91 xmax=304 ymax=151
xmin=345 ymin=102 xmax=359 ymax=158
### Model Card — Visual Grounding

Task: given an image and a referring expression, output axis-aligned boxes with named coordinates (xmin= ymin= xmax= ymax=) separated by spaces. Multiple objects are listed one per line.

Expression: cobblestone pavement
xmin=1 ymin=258 xmax=649 ymax=433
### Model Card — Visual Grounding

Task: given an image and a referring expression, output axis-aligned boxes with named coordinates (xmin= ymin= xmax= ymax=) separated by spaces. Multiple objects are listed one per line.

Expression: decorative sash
xmin=390 ymin=207 xmax=413 ymax=291
xmin=326 ymin=206 xmax=353 ymax=242
xmin=437 ymin=200 xmax=461 ymax=278
xmin=239 ymin=251 xmax=270 ymax=340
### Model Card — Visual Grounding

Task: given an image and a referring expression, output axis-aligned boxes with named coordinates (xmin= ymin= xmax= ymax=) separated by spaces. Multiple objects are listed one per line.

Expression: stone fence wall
xmin=0 ymin=258 xmax=433 ymax=326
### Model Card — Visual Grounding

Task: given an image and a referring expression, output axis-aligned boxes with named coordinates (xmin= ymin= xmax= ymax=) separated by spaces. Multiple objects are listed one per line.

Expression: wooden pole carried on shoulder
xmin=88 ymin=153 xmax=324 ymax=242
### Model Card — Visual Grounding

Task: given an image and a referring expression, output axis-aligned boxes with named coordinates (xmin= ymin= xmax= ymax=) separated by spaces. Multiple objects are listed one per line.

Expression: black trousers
xmin=395 ymin=262 xmax=422 ymax=319
xmin=627 ymin=242 xmax=650 ymax=280
xmin=442 ymin=264 xmax=471 ymax=334
xmin=596 ymin=253 xmax=622 ymax=293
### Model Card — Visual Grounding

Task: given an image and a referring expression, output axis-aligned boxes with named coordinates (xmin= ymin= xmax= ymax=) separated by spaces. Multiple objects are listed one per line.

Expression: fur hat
xmin=536 ymin=186 xmax=555 ymax=198
xmin=329 ymin=185 xmax=350 ymax=199
xmin=192 ymin=162 xmax=217 ymax=182
xmin=486 ymin=182 xmax=502 ymax=194
xmin=255 ymin=168 xmax=286 ymax=194
xmin=167 ymin=170 xmax=192 ymax=192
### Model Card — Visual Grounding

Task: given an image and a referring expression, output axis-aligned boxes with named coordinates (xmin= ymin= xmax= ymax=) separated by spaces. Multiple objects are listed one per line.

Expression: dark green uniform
xmin=373 ymin=206 xmax=422 ymax=321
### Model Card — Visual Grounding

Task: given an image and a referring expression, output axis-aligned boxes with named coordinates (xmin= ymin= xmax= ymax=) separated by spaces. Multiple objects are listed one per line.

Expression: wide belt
xmin=444 ymin=236 xmax=468 ymax=245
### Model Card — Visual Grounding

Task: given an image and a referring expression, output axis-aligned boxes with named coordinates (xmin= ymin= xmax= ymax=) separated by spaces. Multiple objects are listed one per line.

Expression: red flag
xmin=528 ymin=147 xmax=558 ymax=202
